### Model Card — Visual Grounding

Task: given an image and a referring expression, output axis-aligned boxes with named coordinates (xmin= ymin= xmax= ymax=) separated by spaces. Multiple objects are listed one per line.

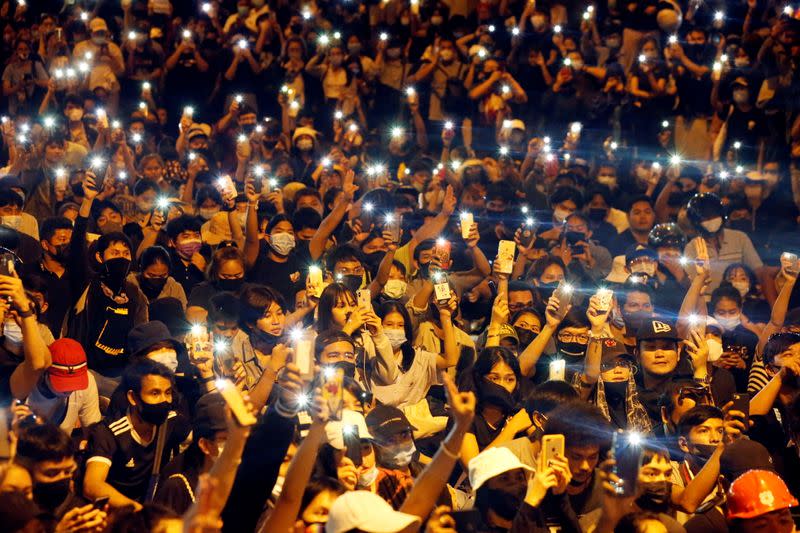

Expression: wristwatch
xmin=15 ymin=302 xmax=35 ymax=318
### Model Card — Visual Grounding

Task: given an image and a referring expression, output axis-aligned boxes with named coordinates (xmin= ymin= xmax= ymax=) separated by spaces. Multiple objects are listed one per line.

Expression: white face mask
xmin=148 ymin=349 xmax=178 ymax=372
xmin=357 ymin=465 xmax=379 ymax=488
xmin=198 ymin=207 xmax=220 ymax=220
xmin=700 ymin=217 xmax=723 ymax=233
xmin=384 ymin=328 xmax=407 ymax=350
xmin=731 ymin=280 xmax=750 ymax=297
xmin=713 ymin=313 xmax=741 ymax=331
xmin=706 ymin=337 xmax=723 ymax=362
xmin=3 ymin=320 xmax=22 ymax=345
xmin=382 ymin=279 xmax=407 ymax=299
xmin=269 ymin=232 xmax=296 ymax=255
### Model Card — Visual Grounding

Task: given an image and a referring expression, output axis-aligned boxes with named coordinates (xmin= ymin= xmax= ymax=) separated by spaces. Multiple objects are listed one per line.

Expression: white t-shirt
xmin=372 ymin=348 xmax=439 ymax=408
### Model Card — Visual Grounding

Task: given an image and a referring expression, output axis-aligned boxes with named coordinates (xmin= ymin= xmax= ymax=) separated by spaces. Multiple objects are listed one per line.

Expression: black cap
xmin=193 ymin=393 xmax=228 ymax=439
xmin=636 ymin=318 xmax=680 ymax=341
xmin=625 ymin=244 xmax=658 ymax=265
xmin=720 ymin=440 xmax=774 ymax=481
xmin=127 ymin=320 xmax=180 ymax=357
xmin=599 ymin=338 xmax=634 ymax=365
xmin=365 ymin=405 xmax=417 ymax=442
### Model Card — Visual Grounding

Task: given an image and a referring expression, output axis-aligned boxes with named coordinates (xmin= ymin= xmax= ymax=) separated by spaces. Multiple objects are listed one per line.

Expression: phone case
xmin=549 ymin=359 xmax=566 ymax=381
xmin=216 ymin=175 xmax=237 ymax=200
xmin=612 ymin=431 xmax=643 ymax=496
xmin=460 ymin=213 xmax=474 ymax=240
xmin=539 ymin=434 xmax=565 ymax=472
xmin=553 ymin=282 xmax=572 ymax=318
xmin=323 ymin=368 xmax=345 ymax=421
xmin=386 ymin=214 xmax=402 ymax=243
xmin=217 ymin=379 xmax=257 ymax=426
xmin=294 ymin=337 xmax=314 ymax=380
xmin=433 ymin=240 xmax=451 ymax=267
xmin=596 ymin=288 xmax=613 ymax=312
xmin=434 ymin=281 xmax=451 ymax=303
xmin=496 ymin=240 xmax=516 ymax=274
xmin=357 ymin=289 xmax=372 ymax=311
xmin=308 ymin=267 xmax=324 ymax=298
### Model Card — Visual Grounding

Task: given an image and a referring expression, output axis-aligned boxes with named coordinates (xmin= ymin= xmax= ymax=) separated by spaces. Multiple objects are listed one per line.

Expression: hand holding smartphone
xmin=217 ymin=379 xmax=257 ymax=426
xmin=538 ymin=434 xmax=565 ymax=473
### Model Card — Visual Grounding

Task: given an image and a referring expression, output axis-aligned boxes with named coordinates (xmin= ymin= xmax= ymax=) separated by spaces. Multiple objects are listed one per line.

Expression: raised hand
xmin=442 ymin=373 xmax=476 ymax=430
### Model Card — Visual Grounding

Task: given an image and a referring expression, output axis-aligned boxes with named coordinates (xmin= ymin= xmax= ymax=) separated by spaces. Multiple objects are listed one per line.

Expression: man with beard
xmin=63 ymin=175 xmax=148 ymax=397
xmin=83 ymin=359 xmax=189 ymax=509
xmin=20 ymin=216 xmax=74 ymax=334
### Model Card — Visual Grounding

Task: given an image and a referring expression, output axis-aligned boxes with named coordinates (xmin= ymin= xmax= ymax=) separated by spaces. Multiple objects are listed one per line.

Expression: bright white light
xmin=321 ymin=157 xmax=331 ymax=167
xmin=670 ymin=154 xmax=681 ymax=165
xmin=142 ymin=81 xmax=151 ymax=91
xmin=501 ymin=85 xmax=510 ymax=94
xmin=118 ymin=171 xmax=127 ymax=180
xmin=289 ymin=327 xmax=303 ymax=341
xmin=688 ymin=314 xmax=699 ymax=325
xmin=450 ymin=160 xmax=461 ymax=171
xmin=235 ymin=94 xmax=244 ymax=103
xmin=138 ymin=101 xmax=147 ymax=110
xmin=526 ymin=217 xmax=535 ymax=226
xmin=562 ymin=283 xmax=574 ymax=294
xmin=521 ymin=205 xmax=529 ymax=214
xmin=111 ymin=120 xmax=121 ymax=129
xmin=323 ymin=366 xmax=335 ymax=379
xmin=84 ymin=51 xmax=92 ymax=61
xmin=543 ymin=136 xmax=551 ymax=144
xmin=290 ymin=101 xmax=300 ymax=110
xmin=16 ymin=134 xmax=26 ymax=144
xmin=78 ymin=62 xmax=89 ymax=73
xmin=66 ymin=67 xmax=76 ymax=78
xmin=188 ymin=152 xmax=197 ymax=161
xmin=499 ymin=146 xmax=509 ymax=155
xmin=444 ymin=121 xmax=454 ymax=130
xmin=296 ymin=393 xmax=310 ymax=407
xmin=668 ymin=35 xmax=677 ymax=44
xmin=564 ymin=153 xmax=571 ymax=161
xmin=128 ymin=31 xmax=137 ymax=40
xmin=587 ymin=5 xmax=595 ymax=13
xmin=652 ymin=162 xmax=661 ymax=171
xmin=679 ymin=256 xmax=689 ymax=266
xmin=719 ymin=170 xmax=729 ymax=180
xmin=237 ymin=133 xmax=247 ymax=143
xmin=405 ymin=86 xmax=416 ymax=97
xmin=380 ymin=32 xmax=388 ymax=41
xmin=54 ymin=68 xmax=64 ymax=79
xmin=570 ymin=122 xmax=582 ymax=134
xmin=191 ymin=324 xmax=202 ymax=335
xmin=202 ymin=3 xmax=212 ymax=13
xmin=253 ymin=165 xmax=264 ymax=177
xmin=554 ymin=24 xmax=562 ymax=33
xmin=302 ymin=8 xmax=312 ymax=19
xmin=269 ymin=178 xmax=278 ymax=188
xmin=333 ymin=31 xmax=341 ymax=40
xmin=80 ymin=12 xmax=88 ymax=21
xmin=342 ymin=424 xmax=356 ymax=436
xmin=237 ymin=39 xmax=248 ymax=50
xmin=720 ymin=54 xmax=728 ymax=63
xmin=157 ymin=197 xmax=170 ymax=209
xmin=545 ymin=153 xmax=555 ymax=162
xmin=583 ymin=11 xmax=591 ymax=20
xmin=255 ymin=124 xmax=263 ymax=134
xmin=43 ymin=116 xmax=55 ymax=128
xmin=610 ymin=141 xmax=618 ymax=150
xmin=736 ymin=165 xmax=744 ymax=173
xmin=436 ymin=237 xmax=448 ymax=247
xmin=662 ymin=120 xmax=669 ymax=128
xmin=182 ymin=29 xmax=192 ymax=40
xmin=638 ymin=54 xmax=646 ymax=63
xmin=733 ymin=141 xmax=742 ymax=149
xmin=391 ymin=126 xmax=404 ymax=138
xmin=460 ymin=211 xmax=472 ymax=220
xmin=784 ymin=5 xmax=793 ymax=14
xmin=563 ymin=57 xmax=572 ymax=67
xmin=55 ymin=167 xmax=66 ymax=178
xmin=348 ymin=123 xmax=358 ymax=132
xmin=627 ymin=432 xmax=642 ymax=446
xmin=214 ymin=340 xmax=228 ymax=352
xmin=20 ymin=123 xmax=29 ymax=133
xmin=512 ymin=27 xmax=520 ymax=36
xmin=713 ymin=61 xmax=722 ymax=72
xmin=363 ymin=202 xmax=373 ymax=212
xmin=714 ymin=10 xmax=724 ymax=20
xmin=91 ymin=156 xmax=104 ymax=169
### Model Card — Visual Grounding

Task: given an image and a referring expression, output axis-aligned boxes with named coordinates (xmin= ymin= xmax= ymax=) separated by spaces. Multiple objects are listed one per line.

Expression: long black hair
xmin=459 ymin=346 xmax=522 ymax=400
xmin=317 ymin=283 xmax=357 ymax=332
xmin=375 ymin=300 xmax=415 ymax=372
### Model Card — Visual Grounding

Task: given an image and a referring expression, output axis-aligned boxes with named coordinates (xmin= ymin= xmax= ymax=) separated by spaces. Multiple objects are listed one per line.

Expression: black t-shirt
xmin=0 ymin=364 xmax=15 ymax=405
xmin=725 ymin=107 xmax=767 ymax=165
xmin=247 ymin=242 xmax=304 ymax=298
xmin=86 ymin=412 xmax=190 ymax=502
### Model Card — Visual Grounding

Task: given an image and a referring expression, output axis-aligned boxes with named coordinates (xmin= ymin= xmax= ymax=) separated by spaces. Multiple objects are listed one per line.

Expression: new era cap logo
xmin=652 ymin=321 xmax=672 ymax=333
xmin=759 ymin=490 xmax=774 ymax=507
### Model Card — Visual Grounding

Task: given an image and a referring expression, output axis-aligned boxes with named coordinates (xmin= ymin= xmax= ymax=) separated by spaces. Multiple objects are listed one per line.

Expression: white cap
xmin=605 ymin=255 xmax=629 ymax=283
xmin=468 ymin=447 xmax=533 ymax=492
xmin=325 ymin=491 xmax=420 ymax=533
xmin=325 ymin=409 xmax=374 ymax=449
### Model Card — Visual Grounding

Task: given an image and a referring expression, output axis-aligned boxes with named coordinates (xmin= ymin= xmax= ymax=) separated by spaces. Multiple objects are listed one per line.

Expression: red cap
xmin=727 ymin=470 xmax=798 ymax=520
xmin=48 ymin=339 xmax=88 ymax=393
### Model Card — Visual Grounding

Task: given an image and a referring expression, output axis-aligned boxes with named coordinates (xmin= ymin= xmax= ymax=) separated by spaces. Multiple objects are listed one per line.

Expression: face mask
xmin=636 ymin=480 xmax=671 ymax=513
xmin=700 ymin=217 xmax=723 ymax=233
xmin=376 ymin=440 xmax=416 ymax=469
xmin=4 ymin=320 xmax=22 ymax=344
xmin=417 ymin=262 xmax=430 ymax=280
xmin=713 ymin=314 xmax=741 ymax=331
xmin=386 ymin=48 xmax=401 ymax=59
xmin=149 ymin=350 xmax=178 ymax=373
xmin=477 ymin=379 xmax=516 ymax=414
xmin=137 ymin=396 xmax=171 ymax=425
xmin=623 ymin=311 xmax=650 ymax=336
xmin=176 ymin=238 xmax=202 ymax=260
xmin=485 ymin=488 xmax=524 ymax=520
xmin=733 ymin=89 xmax=749 ymax=104
xmin=362 ymin=251 xmax=385 ymax=273
xmin=347 ymin=43 xmax=362 ymax=54
xmin=331 ymin=360 xmax=356 ymax=380
xmin=604 ymin=380 xmax=628 ymax=398
xmin=92 ymin=35 xmax=106 ymax=46
xmin=384 ymin=328 xmax=407 ymax=350
xmin=431 ymin=16 xmax=443 ymax=25
xmin=296 ymin=138 xmax=314 ymax=151
xmin=215 ymin=277 xmax=244 ymax=292
xmin=67 ymin=108 xmax=83 ymax=121
xmin=357 ymin=465 xmax=379 ymax=488
xmin=597 ymin=175 xmax=617 ymax=188
xmin=691 ymin=443 xmax=718 ymax=462
xmin=382 ymin=279 xmax=407 ymax=299
xmin=342 ymin=274 xmax=362 ymax=292
xmin=537 ymin=281 xmax=557 ymax=301
xmin=136 ymin=199 xmax=154 ymax=212
xmin=250 ymin=328 xmax=283 ymax=354
xmin=139 ymin=275 xmax=167 ymax=300
xmin=198 ymin=207 xmax=220 ymax=221
xmin=644 ymin=50 xmax=658 ymax=61
xmin=588 ymin=208 xmax=608 ymax=222
xmin=731 ymin=280 xmax=749 ymax=297
xmin=101 ymin=257 xmax=131 ymax=294
xmin=553 ymin=207 xmax=571 ymax=223
xmin=514 ymin=327 xmax=536 ymax=348
xmin=556 ymin=340 xmax=587 ymax=358
xmin=439 ymin=49 xmax=454 ymax=62
xmin=707 ymin=337 xmax=723 ymax=362
xmin=269 ymin=232 xmax=296 ymax=255
xmin=33 ymin=478 xmax=71 ymax=510
xmin=531 ymin=16 xmax=546 ymax=29
xmin=734 ymin=57 xmax=750 ymax=68
xmin=100 ymin=221 xmax=123 ymax=235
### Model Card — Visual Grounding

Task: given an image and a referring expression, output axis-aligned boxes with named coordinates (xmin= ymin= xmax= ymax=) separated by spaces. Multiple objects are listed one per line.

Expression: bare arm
xmin=309 ymin=170 xmax=357 ymax=261
xmin=83 ymin=461 xmax=140 ymax=509
xmin=518 ymin=296 xmax=563 ymax=377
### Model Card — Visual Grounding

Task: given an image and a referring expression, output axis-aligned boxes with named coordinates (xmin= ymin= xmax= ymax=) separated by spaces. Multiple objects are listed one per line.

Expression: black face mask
xmin=556 ymin=340 xmax=588 ymax=358
xmin=668 ymin=191 xmax=689 ymax=207
xmin=100 ymin=258 xmax=131 ymax=294
xmin=417 ymin=262 xmax=430 ymax=280
xmin=478 ymin=379 xmax=516 ymax=415
xmin=215 ymin=277 xmax=244 ymax=292
xmin=290 ymin=23 xmax=303 ymax=34
xmin=71 ymin=182 xmax=84 ymax=197
xmin=691 ymin=443 xmax=718 ymax=463
xmin=623 ymin=311 xmax=650 ymax=336
xmin=250 ymin=328 xmax=282 ymax=354
xmin=514 ymin=327 xmax=536 ymax=348
xmin=588 ymin=208 xmax=608 ymax=222
xmin=485 ymin=488 xmax=524 ymax=520
xmin=48 ymin=242 xmax=70 ymax=263
xmin=241 ymin=124 xmax=255 ymax=135
xmin=635 ymin=480 xmax=671 ymax=513
xmin=332 ymin=360 xmax=356 ymax=379
xmin=33 ymin=477 xmax=71 ymax=510
xmin=537 ymin=282 xmax=557 ymax=301
xmin=362 ymin=251 xmax=385 ymax=273
xmin=137 ymin=396 xmax=171 ymax=426
xmin=603 ymin=380 xmax=628 ymax=399
xmin=342 ymin=274 xmax=362 ymax=292
xmin=139 ymin=275 xmax=167 ymax=300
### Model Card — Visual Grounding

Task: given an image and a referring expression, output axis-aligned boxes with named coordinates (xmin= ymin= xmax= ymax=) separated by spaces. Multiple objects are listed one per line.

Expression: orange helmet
xmin=727 ymin=470 xmax=798 ymax=520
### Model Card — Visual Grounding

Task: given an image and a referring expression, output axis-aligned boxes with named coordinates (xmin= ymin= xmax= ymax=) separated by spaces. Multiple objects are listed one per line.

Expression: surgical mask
xmin=175 ymin=238 xmax=202 ymax=260
xmin=3 ymin=320 xmax=22 ymax=344
xmin=357 ymin=465 xmax=379 ymax=488
xmin=636 ymin=480 xmax=671 ymax=513
xmin=700 ymin=217 xmax=723 ymax=233
xmin=734 ymin=57 xmax=750 ymax=68
xmin=597 ymin=174 xmax=617 ymax=188
xmin=384 ymin=328 xmax=407 ymax=350
xmin=733 ymin=89 xmax=749 ymax=104
xmin=67 ymin=108 xmax=83 ymax=121
xmin=431 ymin=16 xmax=443 ymax=25
xmin=382 ymin=279 xmax=407 ymax=299
xmin=731 ymin=280 xmax=749 ymax=297
xmin=553 ymin=207 xmax=571 ymax=223
xmin=714 ymin=314 xmax=741 ymax=331
xmin=269 ymin=232 xmax=296 ymax=255
xmin=137 ymin=397 xmax=171 ymax=425
xmin=376 ymin=441 xmax=416 ymax=469
xmin=707 ymin=337 xmax=723 ymax=362
xmin=33 ymin=478 xmax=71 ymax=510
xmin=439 ymin=49 xmax=454 ymax=62
xmin=149 ymin=350 xmax=178 ymax=373
xmin=198 ymin=207 xmax=220 ymax=220
xmin=136 ymin=198 xmax=154 ymax=212
xmin=296 ymin=138 xmax=314 ymax=151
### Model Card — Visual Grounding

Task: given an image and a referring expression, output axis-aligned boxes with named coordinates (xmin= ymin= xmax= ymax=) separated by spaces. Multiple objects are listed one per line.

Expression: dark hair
xmin=531 ymin=256 xmax=566 ymax=280
xmin=15 ymin=423 xmax=74 ymax=467
xmin=208 ymin=292 xmax=240 ymax=324
xmin=586 ymin=185 xmax=613 ymax=207
xmin=208 ymin=246 xmax=244 ymax=281
xmin=265 ymin=213 xmax=293 ymax=235
xmin=325 ymin=244 xmax=363 ymax=273
xmin=299 ymin=477 xmax=345 ymax=520
xmin=525 ymin=380 xmax=579 ymax=417
xmin=0 ymin=188 xmax=24 ymax=208
xmin=543 ymin=401 xmax=611 ymax=450
xmin=139 ymin=246 xmax=172 ymax=273
xmin=133 ymin=179 xmax=158 ymax=197
xmin=96 ymin=231 xmax=132 ymax=257
xmin=317 ymin=283 xmax=356 ymax=332
xmin=711 ymin=283 xmax=742 ymax=311
xmin=462 ymin=347 xmax=522 ymax=397
xmin=677 ymin=405 xmax=724 ymax=439
xmin=722 ymin=263 xmax=757 ymax=295
xmin=165 ymin=215 xmax=202 ymax=240
xmin=508 ymin=281 xmax=537 ymax=302
xmin=375 ymin=300 xmax=415 ymax=372
xmin=195 ymin=185 xmax=223 ymax=207
xmin=107 ymin=503 xmax=180 ymax=533
xmin=413 ymin=239 xmax=436 ymax=262
xmin=627 ymin=194 xmax=654 ymax=212
xmin=620 ymin=279 xmax=653 ymax=305
xmin=121 ymin=358 xmax=174 ymax=396
xmin=294 ymin=187 xmax=322 ymax=205
xmin=238 ymin=285 xmax=286 ymax=334
xmin=657 ymin=378 xmax=708 ymax=421
xmin=549 ymin=186 xmax=584 ymax=210
xmin=40 ymin=217 xmax=73 ymax=242
xmin=762 ymin=332 xmax=800 ymax=366
xmin=292 ymin=207 xmax=322 ymax=232
xmin=314 ymin=329 xmax=355 ymax=362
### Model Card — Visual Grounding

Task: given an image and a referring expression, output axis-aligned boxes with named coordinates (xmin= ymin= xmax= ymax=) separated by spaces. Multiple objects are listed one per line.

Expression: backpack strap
xmin=168 ymin=473 xmax=196 ymax=503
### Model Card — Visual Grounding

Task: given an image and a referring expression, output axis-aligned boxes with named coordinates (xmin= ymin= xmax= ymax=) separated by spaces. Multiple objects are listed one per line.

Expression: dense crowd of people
xmin=0 ymin=0 xmax=800 ymax=531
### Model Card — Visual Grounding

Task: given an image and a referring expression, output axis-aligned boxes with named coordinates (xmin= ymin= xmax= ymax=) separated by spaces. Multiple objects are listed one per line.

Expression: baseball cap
xmin=732 ymin=76 xmax=749 ymax=87
xmin=599 ymin=338 xmax=633 ymax=365
xmin=468 ymin=447 xmax=533 ymax=492
xmin=365 ymin=405 xmax=417 ymax=443
xmin=720 ymin=440 xmax=775 ymax=481
xmin=127 ymin=321 xmax=180 ymax=357
xmin=325 ymin=491 xmax=420 ymax=533
xmin=625 ymin=244 xmax=658 ymax=265
xmin=636 ymin=318 xmax=680 ymax=341
xmin=48 ymin=338 xmax=88 ymax=393
xmin=193 ymin=393 xmax=228 ymax=440
xmin=89 ymin=18 xmax=108 ymax=33
xmin=186 ymin=123 xmax=212 ymax=141
xmin=497 ymin=323 xmax=519 ymax=346
xmin=325 ymin=409 xmax=374 ymax=450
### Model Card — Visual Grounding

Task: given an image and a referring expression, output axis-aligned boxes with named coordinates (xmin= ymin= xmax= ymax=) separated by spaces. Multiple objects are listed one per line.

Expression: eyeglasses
xmin=558 ymin=332 xmax=589 ymax=344
xmin=677 ymin=386 xmax=712 ymax=404
xmin=600 ymin=359 xmax=636 ymax=373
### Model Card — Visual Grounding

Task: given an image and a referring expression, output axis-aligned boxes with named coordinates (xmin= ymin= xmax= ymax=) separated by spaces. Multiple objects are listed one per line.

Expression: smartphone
xmin=433 ymin=277 xmax=452 ymax=305
xmin=294 ymin=333 xmax=315 ymax=381
xmin=731 ymin=393 xmax=749 ymax=430
xmin=385 ymin=214 xmax=402 ymax=243
xmin=539 ymin=434 xmax=565 ymax=473
xmin=357 ymin=289 xmax=372 ymax=312
xmin=323 ymin=367 xmax=345 ymax=421
xmin=460 ymin=212 xmax=474 ymax=240
xmin=451 ymin=510 xmax=488 ymax=533
xmin=549 ymin=359 xmax=565 ymax=381
xmin=595 ymin=288 xmax=613 ymax=312
xmin=496 ymin=240 xmax=516 ymax=275
xmin=611 ymin=430 xmax=643 ymax=497
xmin=0 ymin=253 xmax=15 ymax=276
xmin=552 ymin=281 xmax=573 ymax=318
xmin=308 ymin=266 xmax=324 ymax=298
xmin=217 ymin=379 xmax=257 ymax=426
xmin=432 ymin=240 xmax=451 ymax=270
xmin=343 ymin=426 xmax=363 ymax=467
xmin=216 ymin=175 xmax=237 ymax=201
xmin=93 ymin=496 xmax=110 ymax=510
xmin=781 ymin=252 xmax=799 ymax=276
